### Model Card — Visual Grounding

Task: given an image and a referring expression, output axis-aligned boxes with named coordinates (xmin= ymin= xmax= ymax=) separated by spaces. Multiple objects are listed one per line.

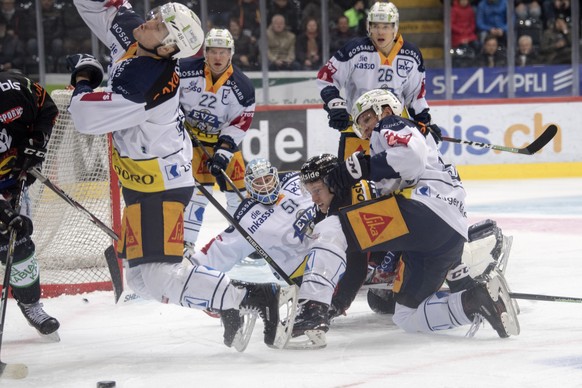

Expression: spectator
xmin=329 ymin=15 xmax=355 ymax=56
xmin=268 ymin=0 xmax=301 ymax=35
xmin=301 ymin=0 xmax=344 ymax=32
xmin=516 ymin=34 xmax=541 ymax=66
xmin=477 ymin=34 xmax=507 ymax=67
xmin=542 ymin=0 xmax=570 ymax=28
xmin=267 ymin=13 xmax=300 ymax=70
xmin=229 ymin=17 xmax=259 ymax=70
xmin=0 ymin=19 xmax=25 ymax=71
xmin=451 ymin=0 xmax=480 ymax=52
xmin=295 ymin=17 xmax=321 ymax=70
xmin=1 ymin=0 xmax=28 ymax=68
xmin=235 ymin=0 xmax=261 ymax=40
xmin=25 ymin=0 xmax=64 ymax=72
xmin=343 ymin=0 xmax=366 ymax=34
xmin=515 ymin=0 xmax=542 ymax=21
xmin=62 ymin=1 xmax=92 ymax=59
xmin=476 ymin=0 xmax=508 ymax=46
xmin=540 ymin=16 xmax=571 ymax=64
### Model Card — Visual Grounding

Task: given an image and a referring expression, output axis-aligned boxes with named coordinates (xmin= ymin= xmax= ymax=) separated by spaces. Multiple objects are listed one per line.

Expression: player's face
xmin=133 ymin=14 xmax=169 ymax=53
xmin=369 ymin=22 xmax=396 ymax=53
xmin=205 ymin=47 xmax=232 ymax=75
xmin=304 ymin=180 xmax=334 ymax=214
xmin=356 ymin=109 xmax=379 ymax=140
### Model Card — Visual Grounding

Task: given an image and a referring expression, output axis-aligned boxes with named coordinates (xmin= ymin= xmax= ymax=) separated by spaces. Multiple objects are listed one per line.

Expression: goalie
xmin=0 ymin=70 xmax=60 ymax=339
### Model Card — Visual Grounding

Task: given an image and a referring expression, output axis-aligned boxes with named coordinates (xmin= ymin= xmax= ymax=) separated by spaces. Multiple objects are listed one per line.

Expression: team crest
xmin=396 ymin=58 xmax=414 ymax=78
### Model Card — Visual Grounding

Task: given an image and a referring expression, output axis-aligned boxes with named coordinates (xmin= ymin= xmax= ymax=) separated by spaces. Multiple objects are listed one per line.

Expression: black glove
xmin=207 ymin=148 xmax=233 ymax=177
xmin=417 ymin=122 xmax=443 ymax=143
xmin=324 ymin=151 xmax=369 ymax=194
xmin=13 ymin=137 xmax=47 ymax=185
xmin=66 ymin=53 xmax=104 ymax=89
xmin=0 ymin=201 xmax=33 ymax=236
xmin=324 ymin=98 xmax=351 ymax=131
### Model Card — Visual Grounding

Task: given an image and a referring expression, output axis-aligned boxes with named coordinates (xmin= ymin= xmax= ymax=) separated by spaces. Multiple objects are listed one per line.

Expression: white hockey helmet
xmin=244 ymin=158 xmax=281 ymax=205
xmin=367 ymin=1 xmax=399 ymax=36
xmin=157 ymin=2 xmax=204 ymax=59
xmin=204 ymin=28 xmax=235 ymax=58
xmin=351 ymin=89 xmax=403 ymax=139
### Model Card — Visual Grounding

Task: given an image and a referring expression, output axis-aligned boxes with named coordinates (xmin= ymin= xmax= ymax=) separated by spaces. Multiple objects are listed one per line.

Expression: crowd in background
xmin=1 ymin=0 xmax=581 ymax=75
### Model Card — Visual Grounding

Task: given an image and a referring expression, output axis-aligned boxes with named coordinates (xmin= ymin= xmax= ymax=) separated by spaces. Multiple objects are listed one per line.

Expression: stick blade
xmin=0 ymin=361 xmax=28 ymax=379
xmin=522 ymin=124 xmax=558 ymax=155
xmin=104 ymin=245 xmax=123 ymax=303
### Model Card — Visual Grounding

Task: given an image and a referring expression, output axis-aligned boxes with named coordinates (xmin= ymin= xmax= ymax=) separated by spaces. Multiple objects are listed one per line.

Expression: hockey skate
xmin=462 ymin=271 xmax=520 ymax=338
xmin=220 ymin=308 xmax=256 ymax=352
xmin=286 ymin=300 xmax=329 ymax=350
xmin=234 ymin=281 xmax=298 ymax=350
xmin=18 ymin=301 xmax=60 ymax=341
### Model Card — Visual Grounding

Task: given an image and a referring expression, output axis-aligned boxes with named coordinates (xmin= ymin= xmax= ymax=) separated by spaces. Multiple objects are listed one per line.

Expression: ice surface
xmin=2 ymin=178 xmax=582 ymax=388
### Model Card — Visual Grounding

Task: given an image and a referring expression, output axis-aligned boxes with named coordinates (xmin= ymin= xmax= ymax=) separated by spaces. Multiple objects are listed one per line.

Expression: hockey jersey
xmin=317 ymin=35 xmax=431 ymax=124
xmin=369 ymin=115 xmax=468 ymax=239
xmin=179 ymin=57 xmax=255 ymax=146
xmin=193 ymin=172 xmax=313 ymax=280
xmin=69 ymin=0 xmax=193 ymax=193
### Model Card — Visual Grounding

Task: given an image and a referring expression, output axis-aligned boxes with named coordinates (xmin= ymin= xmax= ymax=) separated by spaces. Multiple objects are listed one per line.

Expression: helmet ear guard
xmin=351 ymin=89 xmax=403 ymax=139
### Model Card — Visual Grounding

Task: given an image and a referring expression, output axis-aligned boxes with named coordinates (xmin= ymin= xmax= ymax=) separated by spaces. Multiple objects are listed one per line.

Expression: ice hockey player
xmin=0 ymin=70 xmax=60 ymax=339
xmin=191 ymin=157 xmax=377 ymax=348
xmin=67 ymin=0 xmax=293 ymax=351
xmin=179 ymin=28 xmax=255 ymax=257
xmin=324 ymin=88 xmax=520 ymax=338
xmin=316 ymin=1 xmax=440 ymax=161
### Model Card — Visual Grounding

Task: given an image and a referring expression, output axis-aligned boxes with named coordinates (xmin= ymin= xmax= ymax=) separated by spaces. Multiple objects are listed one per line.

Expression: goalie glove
xmin=66 ymin=53 xmax=104 ymax=89
xmin=324 ymin=98 xmax=351 ymax=131
xmin=324 ymin=151 xmax=369 ymax=194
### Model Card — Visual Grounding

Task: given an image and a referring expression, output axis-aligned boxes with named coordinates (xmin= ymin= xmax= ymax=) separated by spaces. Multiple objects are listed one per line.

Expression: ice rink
xmin=2 ymin=177 xmax=582 ymax=388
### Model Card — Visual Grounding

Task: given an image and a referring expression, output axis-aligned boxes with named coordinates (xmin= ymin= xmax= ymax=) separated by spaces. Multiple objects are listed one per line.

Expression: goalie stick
xmin=0 ymin=176 xmax=29 ymax=380
xmin=441 ymin=124 xmax=557 ymax=155
xmin=195 ymin=182 xmax=296 ymax=286
xmin=27 ymin=168 xmax=118 ymax=241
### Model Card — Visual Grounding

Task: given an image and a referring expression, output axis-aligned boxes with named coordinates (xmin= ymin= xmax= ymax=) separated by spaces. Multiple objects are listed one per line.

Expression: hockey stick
xmin=195 ymin=182 xmax=296 ymax=286
xmin=509 ymin=292 xmax=582 ymax=304
xmin=27 ymin=168 xmax=118 ymax=241
xmin=104 ymin=245 xmax=123 ymax=303
xmin=0 ymin=176 xmax=29 ymax=380
xmin=188 ymin=132 xmax=245 ymax=201
xmin=441 ymin=124 xmax=557 ymax=155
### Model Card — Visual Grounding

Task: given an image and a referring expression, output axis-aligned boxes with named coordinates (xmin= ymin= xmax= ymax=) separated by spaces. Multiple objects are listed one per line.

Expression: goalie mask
xmin=148 ymin=2 xmax=204 ymax=59
xmin=367 ymin=2 xmax=399 ymax=36
xmin=244 ymin=158 xmax=281 ymax=205
xmin=351 ymin=89 xmax=403 ymax=139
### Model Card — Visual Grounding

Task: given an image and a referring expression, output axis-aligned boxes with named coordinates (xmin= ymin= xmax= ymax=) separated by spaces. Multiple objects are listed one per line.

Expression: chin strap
xmin=138 ymin=42 xmax=163 ymax=57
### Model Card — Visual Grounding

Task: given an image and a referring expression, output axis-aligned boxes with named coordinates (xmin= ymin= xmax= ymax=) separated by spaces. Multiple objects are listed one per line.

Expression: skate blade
xmin=0 ymin=362 xmax=28 ymax=379
xmin=486 ymin=274 xmax=520 ymax=336
xmin=268 ymin=285 xmax=299 ymax=349
xmin=232 ymin=311 xmax=258 ymax=352
xmin=285 ymin=330 xmax=327 ymax=350
xmin=40 ymin=330 xmax=61 ymax=342
xmin=495 ymin=235 xmax=513 ymax=275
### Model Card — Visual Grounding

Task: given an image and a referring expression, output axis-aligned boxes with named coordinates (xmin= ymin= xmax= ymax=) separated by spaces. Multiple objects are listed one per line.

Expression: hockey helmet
xmin=300 ymin=153 xmax=338 ymax=185
xmin=367 ymin=2 xmax=399 ymax=36
xmin=351 ymin=89 xmax=403 ymax=139
xmin=204 ymin=28 xmax=235 ymax=58
xmin=244 ymin=158 xmax=281 ymax=205
xmin=155 ymin=3 xmax=204 ymax=59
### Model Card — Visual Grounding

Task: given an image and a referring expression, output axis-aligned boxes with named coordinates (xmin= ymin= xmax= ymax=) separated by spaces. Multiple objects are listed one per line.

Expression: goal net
xmin=2 ymin=89 xmax=121 ymax=297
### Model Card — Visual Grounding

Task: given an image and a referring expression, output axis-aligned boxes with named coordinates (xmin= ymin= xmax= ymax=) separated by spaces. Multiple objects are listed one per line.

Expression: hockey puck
xmin=83 ymin=298 xmax=89 ymax=303
xmin=97 ymin=381 xmax=116 ymax=388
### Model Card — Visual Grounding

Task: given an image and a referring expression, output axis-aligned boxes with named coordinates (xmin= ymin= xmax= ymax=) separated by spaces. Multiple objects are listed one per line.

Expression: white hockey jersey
xmin=179 ymin=57 xmax=255 ymax=146
xmin=193 ymin=172 xmax=315 ymax=279
xmin=369 ymin=116 xmax=468 ymax=239
xmin=317 ymin=35 xmax=431 ymax=124
xmin=69 ymin=0 xmax=193 ymax=193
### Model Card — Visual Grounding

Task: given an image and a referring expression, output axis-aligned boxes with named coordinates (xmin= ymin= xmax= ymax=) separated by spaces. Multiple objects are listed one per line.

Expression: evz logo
xmin=396 ymin=58 xmax=414 ymax=78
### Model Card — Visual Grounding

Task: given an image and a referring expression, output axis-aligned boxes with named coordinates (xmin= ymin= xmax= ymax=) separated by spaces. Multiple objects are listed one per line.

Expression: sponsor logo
xmin=113 ymin=165 xmax=156 ymax=185
xmin=0 ymin=79 xmax=20 ymax=91
xmin=0 ymin=106 xmax=23 ymax=123
xmin=385 ymin=131 xmax=412 ymax=147
xmin=360 ymin=212 xmax=392 ymax=243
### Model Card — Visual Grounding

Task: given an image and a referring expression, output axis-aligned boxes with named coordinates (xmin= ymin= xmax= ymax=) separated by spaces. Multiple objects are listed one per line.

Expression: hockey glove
xmin=0 ymin=201 xmax=33 ymax=236
xmin=207 ymin=149 xmax=233 ymax=177
xmin=324 ymin=98 xmax=351 ymax=131
xmin=66 ymin=53 xmax=104 ymax=89
xmin=13 ymin=136 xmax=47 ymax=185
xmin=417 ymin=122 xmax=443 ymax=143
xmin=324 ymin=151 xmax=369 ymax=194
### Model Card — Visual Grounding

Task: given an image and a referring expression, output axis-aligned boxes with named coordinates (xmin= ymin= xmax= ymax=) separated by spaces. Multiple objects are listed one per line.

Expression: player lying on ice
xmin=66 ymin=0 xmax=296 ymax=352
xmin=322 ymin=88 xmax=519 ymax=338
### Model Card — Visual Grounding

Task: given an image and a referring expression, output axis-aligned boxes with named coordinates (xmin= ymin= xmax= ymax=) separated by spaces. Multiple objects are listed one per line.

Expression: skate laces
xmin=19 ymin=302 xmax=51 ymax=325
xmin=465 ymin=314 xmax=484 ymax=338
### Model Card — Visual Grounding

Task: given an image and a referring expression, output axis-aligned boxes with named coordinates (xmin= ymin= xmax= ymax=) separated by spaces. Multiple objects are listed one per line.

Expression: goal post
xmin=3 ymin=89 xmax=122 ymax=297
